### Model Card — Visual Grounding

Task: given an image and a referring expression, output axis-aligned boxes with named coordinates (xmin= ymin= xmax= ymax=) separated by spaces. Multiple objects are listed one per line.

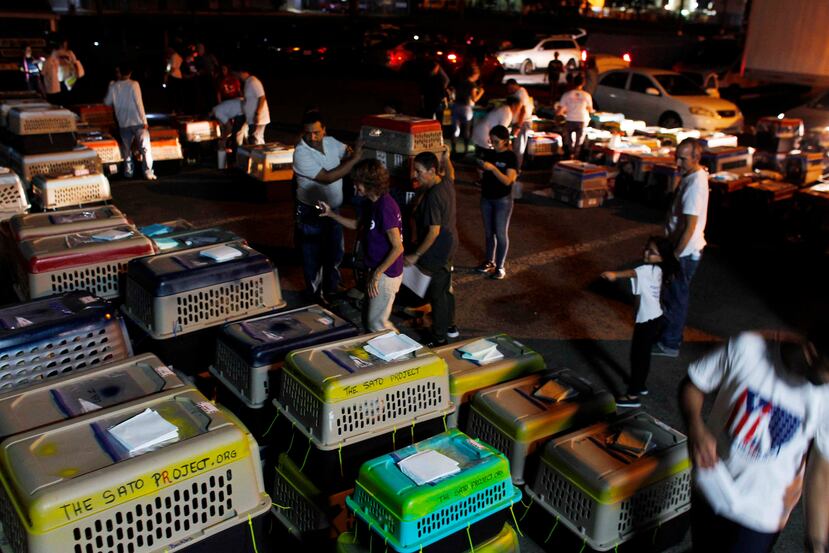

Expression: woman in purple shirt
xmin=320 ymin=159 xmax=404 ymax=331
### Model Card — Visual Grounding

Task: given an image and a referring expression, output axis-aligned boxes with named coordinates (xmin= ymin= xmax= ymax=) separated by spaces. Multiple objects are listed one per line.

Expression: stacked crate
xmin=525 ymin=411 xmax=692 ymax=551
xmin=359 ymin=114 xmax=445 ymax=184
xmin=0 ymin=292 xmax=132 ymax=392
xmin=784 ymin=150 xmax=824 ymax=186
xmin=237 ymin=142 xmax=294 ymax=182
xmin=12 ymin=224 xmax=156 ymax=300
xmin=551 ymin=161 xmax=610 ymax=208
xmin=345 ymin=429 xmax=523 ymax=553
xmin=76 ymin=130 xmax=123 ymax=175
xmin=0 ymin=388 xmax=270 ymax=553
xmin=209 ymin=304 xmax=358 ymax=440
xmin=149 ymin=127 xmax=184 ymax=161
xmin=121 ymin=240 xmax=285 ymax=340
xmin=465 ymin=369 xmax=616 ymax=485
xmin=701 ymin=145 xmax=752 ymax=174
xmin=0 ymin=168 xmax=29 ymax=221
xmin=270 ymin=332 xmax=453 ymax=543
xmin=430 ymin=334 xmax=546 ymax=428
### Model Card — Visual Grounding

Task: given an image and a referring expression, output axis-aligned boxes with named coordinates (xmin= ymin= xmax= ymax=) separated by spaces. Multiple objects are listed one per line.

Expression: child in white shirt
xmin=602 ymin=236 xmax=678 ymax=407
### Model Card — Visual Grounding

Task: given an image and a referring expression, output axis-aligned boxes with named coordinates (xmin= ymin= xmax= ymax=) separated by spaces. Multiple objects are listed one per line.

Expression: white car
xmin=496 ymin=35 xmax=581 ymax=75
xmin=593 ymin=68 xmax=744 ymax=132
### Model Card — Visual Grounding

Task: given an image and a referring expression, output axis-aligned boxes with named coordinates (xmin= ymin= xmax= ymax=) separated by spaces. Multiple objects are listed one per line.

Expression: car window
xmin=599 ymin=72 xmax=628 ymax=89
xmin=550 ymin=40 xmax=576 ymax=50
xmin=541 ymin=41 xmax=556 ymax=51
xmin=653 ymin=74 xmax=706 ymax=96
xmin=629 ymin=73 xmax=658 ymax=94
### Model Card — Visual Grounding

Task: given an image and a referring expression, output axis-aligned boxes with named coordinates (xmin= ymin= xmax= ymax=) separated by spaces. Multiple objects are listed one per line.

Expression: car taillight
xmin=580 ymin=50 xmax=587 ymax=62
xmin=317 ymin=47 xmax=328 ymax=54
xmin=623 ymin=52 xmax=632 ymax=63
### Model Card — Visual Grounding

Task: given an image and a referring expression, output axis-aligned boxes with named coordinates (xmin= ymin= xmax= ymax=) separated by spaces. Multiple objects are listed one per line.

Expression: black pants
xmin=691 ymin=494 xmax=780 ymax=553
xmin=425 ymin=266 xmax=455 ymax=341
xmin=628 ymin=316 xmax=664 ymax=393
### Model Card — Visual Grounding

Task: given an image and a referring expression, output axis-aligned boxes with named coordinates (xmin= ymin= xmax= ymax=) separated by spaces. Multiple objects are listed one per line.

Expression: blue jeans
xmin=481 ymin=196 xmax=514 ymax=269
xmin=296 ymin=203 xmax=344 ymax=296
xmin=118 ymin=125 xmax=153 ymax=176
xmin=660 ymin=254 xmax=701 ymax=350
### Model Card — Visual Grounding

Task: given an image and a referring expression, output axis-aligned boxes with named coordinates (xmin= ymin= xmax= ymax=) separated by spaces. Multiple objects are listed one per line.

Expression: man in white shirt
xmin=472 ymin=97 xmax=520 ymax=156
xmin=654 ymin=138 xmax=708 ymax=357
xmin=505 ymin=79 xmax=534 ymax=170
xmin=557 ymin=75 xmax=594 ymax=159
xmin=104 ymin=64 xmax=155 ymax=181
xmin=680 ymin=327 xmax=829 ymax=553
xmin=292 ymin=110 xmax=363 ymax=302
xmin=236 ymin=66 xmax=269 ymax=145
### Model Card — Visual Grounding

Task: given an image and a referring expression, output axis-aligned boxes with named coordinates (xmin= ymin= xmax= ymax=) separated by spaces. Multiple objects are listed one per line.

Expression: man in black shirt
xmin=405 ymin=148 xmax=459 ymax=345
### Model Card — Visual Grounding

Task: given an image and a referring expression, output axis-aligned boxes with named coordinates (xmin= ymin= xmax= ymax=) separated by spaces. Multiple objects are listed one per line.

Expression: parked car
xmin=496 ymin=35 xmax=581 ymax=75
xmin=385 ymin=38 xmax=504 ymax=84
xmin=593 ymin=68 xmax=743 ymax=132
xmin=783 ymin=89 xmax=829 ymax=130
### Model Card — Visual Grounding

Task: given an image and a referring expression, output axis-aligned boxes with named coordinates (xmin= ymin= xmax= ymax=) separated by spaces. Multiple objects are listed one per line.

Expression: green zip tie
xmin=353 ymin=521 xmax=359 ymax=544
xmin=466 ymin=524 xmax=475 ymax=552
xmin=520 ymin=497 xmax=533 ymax=509
xmin=544 ymin=516 xmax=560 ymax=543
xmin=248 ymin=514 xmax=260 ymax=553
xmin=614 ymin=544 xmax=619 ymax=553
xmin=271 ymin=502 xmax=291 ymax=510
xmin=442 ymin=414 xmax=448 ymax=432
xmin=652 ymin=521 xmax=661 ymax=545
xmin=508 ymin=504 xmax=523 ymax=537
xmin=392 ymin=426 xmax=397 ymax=451
xmin=285 ymin=422 xmax=296 ymax=455
xmin=578 ymin=538 xmax=587 ymax=553
xmin=384 ymin=536 xmax=388 ymax=553
xmin=368 ymin=522 xmax=373 ymax=553
xmin=411 ymin=420 xmax=416 ymax=444
xmin=338 ymin=443 xmax=344 ymax=478
xmin=262 ymin=411 xmax=280 ymax=437
xmin=299 ymin=435 xmax=312 ymax=472
xmin=519 ymin=497 xmax=534 ymax=522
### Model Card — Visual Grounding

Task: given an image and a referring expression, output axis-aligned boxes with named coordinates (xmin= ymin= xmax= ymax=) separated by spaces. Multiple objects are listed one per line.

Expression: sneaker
xmin=446 ymin=326 xmax=460 ymax=339
xmin=145 ymin=171 xmax=157 ymax=181
xmin=489 ymin=268 xmax=506 ymax=280
xmin=652 ymin=343 xmax=679 ymax=358
xmin=616 ymin=394 xmax=642 ymax=408
xmin=475 ymin=261 xmax=495 ymax=274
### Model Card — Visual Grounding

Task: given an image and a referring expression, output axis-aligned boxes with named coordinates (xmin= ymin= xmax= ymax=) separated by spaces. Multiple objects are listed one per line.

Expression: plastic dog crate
xmin=466 ymin=369 xmax=616 ymax=484
xmin=346 ymin=429 xmax=522 ymax=553
xmin=77 ymin=131 xmax=123 ymax=166
xmin=756 ymin=116 xmax=804 ymax=153
xmin=526 ymin=132 xmax=562 ymax=157
xmin=179 ymin=118 xmax=221 ymax=142
xmin=275 ymin=331 xmax=452 ymax=450
xmin=619 ymin=152 xmax=675 ymax=183
xmin=237 ymin=142 xmax=294 ymax=182
xmin=337 ymin=522 xmax=519 ymax=553
xmin=745 ymin=179 xmax=798 ymax=203
xmin=551 ymin=184 xmax=608 ymax=208
xmin=525 ymin=410 xmax=691 ymax=551
xmin=71 ymin=104 xmax=116 ymax=130
xmin=552 ymin=161 xmax=608 ymax=191
xmin=211 ymin=304 xmax=358 ymax=409
xmin=6 ymin=106 xmax=77 ymax=135
xmin=653 ymin=128 xmax=700 ymax=146
xmin=0 ymin=352 xmax=187 ymax=440
xmin=149 ymin=127 xmax=184 ymax=161
xmin=701 ymin=146 xmax=752 ymax=173
xmin=0 ymin=169 xmax=29 ymax=221
xmin=14 ymin=225 xmax=156 ymax=300
xmin=359 ymin=114 xmax=444 ymax=155
xmin=9 ymin=205 xmax=129 ymax=242
xmin=0 ymin=388 xmax=271 ymax=553
xmin=363 ymin=147 xmax=445 ymax=180
xmin=10 ymin=147 xmax=102 ymax=184
xmin=0 ymin=292 xmax=132 ymax=393
xmin=431 ymin=334 xmax=545 ymax=428
xmin=271 ymin=452 xmax=353 ymax=539
xmin=0 ymin=100 xmax=51 ymax=127
xmin=31 ymin=172 xmax=111 ymax=210
xmin=698 ymin=132 xmax=738 ymax=149
xmin=122 ymin=241 xmax=285 ymax=339
xmin=784 ymin=151 xmax=824 ymax=185
xmin=149 ymin=227 xmax=241 ymax=253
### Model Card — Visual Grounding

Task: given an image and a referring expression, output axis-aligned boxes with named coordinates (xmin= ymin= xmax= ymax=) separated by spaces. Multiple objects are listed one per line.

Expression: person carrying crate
xmin=104 ymin=64 xmax=155 ymax=181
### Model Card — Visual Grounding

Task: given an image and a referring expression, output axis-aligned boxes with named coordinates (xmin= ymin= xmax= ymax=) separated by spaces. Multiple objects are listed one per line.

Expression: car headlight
xmin=689 ymin=106 xmax=717 ymax=118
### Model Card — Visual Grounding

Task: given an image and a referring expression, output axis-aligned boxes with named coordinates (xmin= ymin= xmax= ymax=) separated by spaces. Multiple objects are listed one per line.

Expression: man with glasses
xmin=679 ymin=326 xmax=829 ymax=552
xmin=654 ymin=138 xmax=708 ymax=358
